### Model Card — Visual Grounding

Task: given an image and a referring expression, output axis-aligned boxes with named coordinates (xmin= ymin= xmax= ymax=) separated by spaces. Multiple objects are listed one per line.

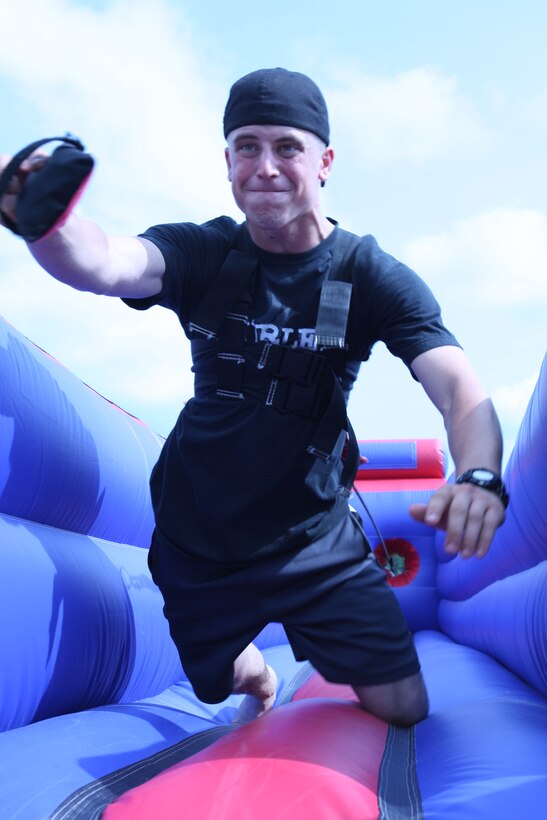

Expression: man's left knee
xmin=353 ymin=671 xmax=429 ymax=726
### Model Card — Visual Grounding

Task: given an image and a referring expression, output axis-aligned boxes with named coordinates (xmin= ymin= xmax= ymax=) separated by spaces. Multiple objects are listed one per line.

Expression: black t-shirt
xmin=125 ymin=217 xmax=459 ymax=562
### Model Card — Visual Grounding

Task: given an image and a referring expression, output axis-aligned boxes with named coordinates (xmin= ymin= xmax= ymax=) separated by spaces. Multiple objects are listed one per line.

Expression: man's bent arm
xmin=409 ymin=345 xmax=505 ymax=558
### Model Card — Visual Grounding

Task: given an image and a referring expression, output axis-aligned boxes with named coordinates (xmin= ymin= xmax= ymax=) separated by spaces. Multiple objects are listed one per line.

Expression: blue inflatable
xmin=0 ymin=313 xmax=545 ymax=818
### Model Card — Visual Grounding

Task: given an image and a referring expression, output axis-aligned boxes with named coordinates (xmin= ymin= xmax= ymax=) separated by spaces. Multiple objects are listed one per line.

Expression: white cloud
xmin=493 ymin=373 xmax=540 ymax=428
xmin=327 ymin=66 xmax=488 ymax=165
xmin=403 ymin=207 xmax=547 ymax=307
xmin=2 ymin=0 xmax=238 ymax=230
xmin=515 ymin=90 xmax=547 ymax=134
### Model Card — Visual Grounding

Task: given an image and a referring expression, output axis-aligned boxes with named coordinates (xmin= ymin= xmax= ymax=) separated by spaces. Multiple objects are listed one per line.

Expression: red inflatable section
xmin=355 ymin=438 xmax=445 ymax=492
xmin=103 ymin=699 xmax=388 ymax=820
xmin=290 ymin=671 xmax=358 ymax=703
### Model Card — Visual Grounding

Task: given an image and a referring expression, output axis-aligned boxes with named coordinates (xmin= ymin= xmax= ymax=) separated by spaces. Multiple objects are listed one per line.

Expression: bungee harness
xmin=188 ymin=226 xmax=362 ymax=496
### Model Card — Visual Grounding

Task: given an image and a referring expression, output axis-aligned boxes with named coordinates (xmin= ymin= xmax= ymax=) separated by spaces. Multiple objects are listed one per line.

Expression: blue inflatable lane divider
xmin=358 ymin=440 xmax=417 ymax=471
xmin=0 ymin=316 xmax=163 ymax=546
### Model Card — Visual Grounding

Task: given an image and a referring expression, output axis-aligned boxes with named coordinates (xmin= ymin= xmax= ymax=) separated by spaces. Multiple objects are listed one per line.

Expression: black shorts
xmin=148 ymin=512 xmax=420 ymax=703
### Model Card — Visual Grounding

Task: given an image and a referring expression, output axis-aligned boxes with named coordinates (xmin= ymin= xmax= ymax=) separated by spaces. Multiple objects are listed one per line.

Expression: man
xmin=0 ymin=68 xmax=508 ymax=727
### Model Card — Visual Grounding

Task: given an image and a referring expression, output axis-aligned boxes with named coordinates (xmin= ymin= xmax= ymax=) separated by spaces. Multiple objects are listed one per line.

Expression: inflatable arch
xmin=0 ymin=314 xmax=545 ymax=818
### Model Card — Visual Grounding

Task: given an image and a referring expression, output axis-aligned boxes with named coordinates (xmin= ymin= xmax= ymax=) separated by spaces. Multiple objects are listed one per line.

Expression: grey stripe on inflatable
xmin=276 ymin=661 xmax=315 ymax=705
xmin=49 ymin=725 xmax=233 ymax=820
xmin=378 ymin=725 xmax=424 ymax=819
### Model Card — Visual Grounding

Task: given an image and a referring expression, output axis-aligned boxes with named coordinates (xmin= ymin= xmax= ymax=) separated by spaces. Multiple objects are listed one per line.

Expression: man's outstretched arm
xmin=0 ymin=151 xmax=165 ymax=299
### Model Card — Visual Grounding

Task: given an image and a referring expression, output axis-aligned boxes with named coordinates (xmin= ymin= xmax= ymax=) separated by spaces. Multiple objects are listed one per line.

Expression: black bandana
xmin=223 ymin=68 xmax=330 ymax=145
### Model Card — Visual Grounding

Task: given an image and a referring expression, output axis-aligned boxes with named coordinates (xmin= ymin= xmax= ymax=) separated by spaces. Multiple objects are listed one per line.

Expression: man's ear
xmin=318 ymin=146 xmax=334 ymax=185
xmin=225 ymin=147 xmax=232 ymax=181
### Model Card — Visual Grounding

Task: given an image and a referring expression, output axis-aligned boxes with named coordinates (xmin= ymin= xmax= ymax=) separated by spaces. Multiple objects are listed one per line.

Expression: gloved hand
xmin=0 ymin=135 xmax=94 ymax=242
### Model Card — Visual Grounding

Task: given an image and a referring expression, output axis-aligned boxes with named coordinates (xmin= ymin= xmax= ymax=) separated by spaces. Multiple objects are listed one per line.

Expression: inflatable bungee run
xmin=0 ymin=313 xmax=546 ymax=820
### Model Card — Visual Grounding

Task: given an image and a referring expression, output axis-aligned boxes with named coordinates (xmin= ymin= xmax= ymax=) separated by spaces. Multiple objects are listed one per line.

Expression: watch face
xmin=473 ymin=469 xmax=496 ymax=482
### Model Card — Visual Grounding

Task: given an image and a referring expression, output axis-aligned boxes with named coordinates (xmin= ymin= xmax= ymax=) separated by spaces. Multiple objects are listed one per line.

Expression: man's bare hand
xmin=409 ymin=483 xmax=506 ymax=559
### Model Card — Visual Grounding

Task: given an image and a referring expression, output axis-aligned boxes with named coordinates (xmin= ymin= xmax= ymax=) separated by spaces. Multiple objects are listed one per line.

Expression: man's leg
xmin=353 ymin=670 xmax=429 ymax=727
xmin=232 ymin=642 xmax=278 ymax=721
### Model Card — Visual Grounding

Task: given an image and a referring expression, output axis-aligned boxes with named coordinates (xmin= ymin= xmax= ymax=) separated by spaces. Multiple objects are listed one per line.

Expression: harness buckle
xmin=217 ymin=351 xmax=245 ymax=398
xmin=188 ymin=322 xmax=217 ymax=340
xmin=266 ymin=378 xmax=325 ymax=417
xmin=271 ymin=346 xmax=324 ymax=385
xmin=306 ymin=444 xmax=333 ymax=463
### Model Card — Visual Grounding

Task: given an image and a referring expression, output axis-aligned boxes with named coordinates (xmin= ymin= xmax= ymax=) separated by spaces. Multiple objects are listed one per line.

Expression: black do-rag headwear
xmin=223 ymin=68 xmax=330 ymax=145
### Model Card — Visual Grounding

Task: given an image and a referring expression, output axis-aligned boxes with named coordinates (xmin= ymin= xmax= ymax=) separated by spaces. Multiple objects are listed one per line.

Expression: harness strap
xmin=188 ymin=248 xmax=257 ymax=339
xmin=258 ymin=343 xmax=324 ymax=383
xmin=315 ymin=229 xmax=359 ymax=348
xmin=316 ymin=230 xmax=361 ymax=488
xmin=315 ymin=281 xmax=353 ymax=349
xmin=243 ymin=339 xmax=359 ymax=492
xmin=245 ymin=343 xmax=330 ymax=418
xmin=340 ymin=418 xmax=360 ymax=491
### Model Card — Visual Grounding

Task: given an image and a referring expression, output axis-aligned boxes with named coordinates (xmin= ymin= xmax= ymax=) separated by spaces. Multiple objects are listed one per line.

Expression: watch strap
xmin=456 ymin=468 xmax=509 ymax=509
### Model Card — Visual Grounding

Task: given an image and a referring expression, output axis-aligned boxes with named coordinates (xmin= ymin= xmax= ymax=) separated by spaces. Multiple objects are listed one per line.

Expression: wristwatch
xmin=455 ymin=468 xmax=510 ymax=509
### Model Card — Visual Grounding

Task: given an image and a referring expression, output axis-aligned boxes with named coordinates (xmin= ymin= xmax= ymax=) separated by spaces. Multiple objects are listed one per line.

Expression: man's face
xmin=225 ymin=124 xmax=333 ymax=234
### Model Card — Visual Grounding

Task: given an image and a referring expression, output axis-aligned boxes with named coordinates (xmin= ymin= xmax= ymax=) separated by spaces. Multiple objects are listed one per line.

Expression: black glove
xmin=0 ymin=135 xmax=94 ymax=242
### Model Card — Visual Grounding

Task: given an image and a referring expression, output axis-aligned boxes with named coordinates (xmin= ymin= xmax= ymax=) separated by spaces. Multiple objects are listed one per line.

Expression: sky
xmin=1 ymin=0 xmax=545 ymax=470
